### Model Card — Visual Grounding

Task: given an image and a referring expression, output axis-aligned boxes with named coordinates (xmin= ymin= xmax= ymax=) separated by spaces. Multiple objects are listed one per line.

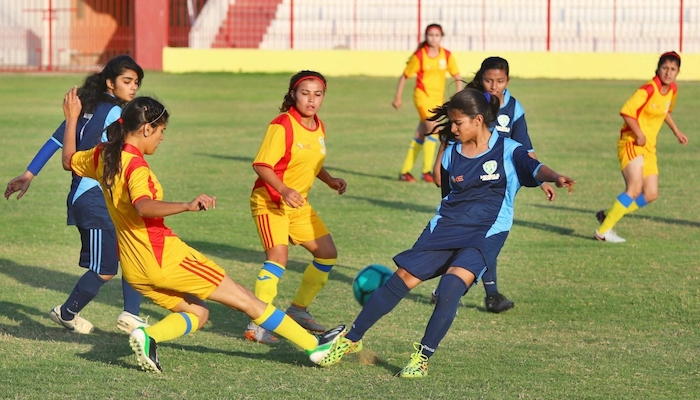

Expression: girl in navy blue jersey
xmin=432 ymin=56 xmax=553 ymax=313
xmin=4 ymin=55 xmax=148 ymax=334
xmin=318 ymin=88 xmax=574 ymax=378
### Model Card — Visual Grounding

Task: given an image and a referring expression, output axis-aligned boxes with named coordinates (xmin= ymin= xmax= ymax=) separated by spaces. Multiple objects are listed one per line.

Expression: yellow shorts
xmin=617 ymin=140 xmax=658 ymax=177
xmin=252 ymin=204 xmax=329 ymax=250
xmin=413 ymin=94 xmax=442 ymax=121
xmin=129 ymin=248 xmax=225 ymax=310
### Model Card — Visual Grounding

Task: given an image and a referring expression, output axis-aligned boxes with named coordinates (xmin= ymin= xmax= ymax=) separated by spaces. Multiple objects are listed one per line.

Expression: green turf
xmin=1 ymin=72 xmax=698 ymax=399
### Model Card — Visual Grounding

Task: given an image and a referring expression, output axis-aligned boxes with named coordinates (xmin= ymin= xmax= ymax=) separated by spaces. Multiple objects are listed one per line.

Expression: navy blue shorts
xmin=393 ymin=247 xmax=488 ymax=283
xmin=78 ymin=227 xmax=119 ymax=275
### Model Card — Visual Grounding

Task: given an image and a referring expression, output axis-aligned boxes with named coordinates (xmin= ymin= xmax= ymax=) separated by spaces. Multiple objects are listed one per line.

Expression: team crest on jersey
xmin=439 ymin=59 xmax=447 ymax=69
xmin=319 ymin=137 xmax=326 ymax=154
xmin=480 ymin=160 xmax=500 ymax=181
xmin=495 ymin=114 xmax=511 ymax=133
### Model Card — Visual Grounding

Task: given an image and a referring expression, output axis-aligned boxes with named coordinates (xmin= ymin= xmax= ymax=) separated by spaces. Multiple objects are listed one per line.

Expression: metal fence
xmin=1 ymin=0 xmax=697 ymax=71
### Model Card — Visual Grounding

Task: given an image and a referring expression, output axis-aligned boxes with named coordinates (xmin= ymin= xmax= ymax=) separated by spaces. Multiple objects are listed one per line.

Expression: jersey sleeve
xmin=510 ymin=144 xmax=541 ymax=188
xmin=126 ymin=161 xmax=155 ymax=204
xmin=253 ymin=123 xmax=288 ymax=169
xmin=403 ymin=53 xmax=421 ymax=78
xmin=668 ymin=87 xmax=678 ymax=113
xmin=620 ymin=86 xmax=652 ymax=119
xmin=446 ymin=51 xmax=459 ymax=76
xmin=69 ymin=147 xmax=99 ymax=180
xmin=510 ymin=101 xmax=534 ymax=152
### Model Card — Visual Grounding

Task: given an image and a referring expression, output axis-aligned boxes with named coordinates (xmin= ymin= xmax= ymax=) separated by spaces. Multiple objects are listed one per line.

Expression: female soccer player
xmin=431 ymin=56 xmax=553 ymax=313
xmin=595 ymin=51 xmax=688 ymax=243
xmin=247 ymin=70 xmax=347 ymax=343
xmin=60 ymin=91 xmax=345 ymax=373
xmin=394 ymin=23 xmax=462 ymax=183
xmin=318 ymin=88 xmax=574 ymax=378
xmin=4 ymin=55 xmax=147 ymax=334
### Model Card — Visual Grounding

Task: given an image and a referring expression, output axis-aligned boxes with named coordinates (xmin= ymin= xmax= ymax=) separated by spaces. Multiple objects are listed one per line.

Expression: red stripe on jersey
xmin=94 ymin=145 xmax=102 ymax=169
xmin=255 ymin=113 xmax=295 ymax=208
xmin=635 ymin=83 xmax=655 ymax=119
xmin=180 ymin=258 xmax=224 ymax=286
xmin=415 ymin=47 xmax=426 ymax=94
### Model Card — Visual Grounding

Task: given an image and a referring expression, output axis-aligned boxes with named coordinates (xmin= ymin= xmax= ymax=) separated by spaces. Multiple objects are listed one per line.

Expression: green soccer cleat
xmin=129 ymin=327 xmax=162 ymax=374
xmin=316 ymin=333 xmax=363 ymax=367
xmin=307 ymin=324 xmax=347 ymax=364
xmin=398 ymin=343 xmax=429 ymax=378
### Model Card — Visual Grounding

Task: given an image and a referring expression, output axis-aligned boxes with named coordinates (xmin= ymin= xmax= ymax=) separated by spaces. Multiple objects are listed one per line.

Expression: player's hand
xmin=635 ymin=134 xmax=646 ymax=147
xmin=189 ymin=194 xmax=216 ymax=211
xmin=392 ymin=99 xmax=402 ymax=110
xmin=4 ymin=171 xmax=34 ymax=200
xmin=281 ymin=187 xmax=304 ymax=208
xmin=62 ymin=86 xmax=82 ymax=122
xmin=675 ymin=131 xmax=688 ymax=145
xmin=554 ymin=176 xmax=576 ymax=194
xmin=328 ymin=178 xmax=347 ymax=195
xmin=540 ymin=182 xmax=556 ymax=201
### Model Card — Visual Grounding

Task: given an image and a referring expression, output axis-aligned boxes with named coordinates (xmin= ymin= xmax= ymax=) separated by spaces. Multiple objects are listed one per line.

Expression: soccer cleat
xmin=594 ymin=229 xmax=626 ymax=243
xmin=307 ymin=324 xmax=347 ymax=364
xmin=244 ymin=322 xmax=279 ymax=344
xmin=398 ymin=343 xmax=429 ymax=378
xmin=116 ymin=311 xmax=149 ymax=334
xmin=595 ymin=209 xmax=607 ymax=224
xmin=129 ymin=327 xmax=162 ymax=374
xmin=484 ymin=293 xmax=515 ymax=313
xmin=398 ymin=172 xmax=416 ymax=182
xmin=49 ymin=305 xmax=94 ymax=334
xmin=316 ymin=332 xmax=362 ymax=367
xmin=286 ymin=304 xmax=326 ymax=332
xmin=421 ymin=172 xmax=434 ymax=183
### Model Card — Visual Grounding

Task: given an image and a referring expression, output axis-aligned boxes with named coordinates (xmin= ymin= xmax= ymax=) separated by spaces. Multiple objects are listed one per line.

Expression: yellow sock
xmin=254 ymin=261 xmax=285 ymax=304
xmin=400 ymin=138 xmax=423 ymax=174
xmin=598 ymin=193 xmax=635 ymax=233
xmin=145 ymin=312 xmax=199 ymax=343
xmin=253 ymin=304 xmax=317 ymax=351
xmin=422 ymin=137 xmax=438 ymax=173
xmin=292 ymin=258 xmax=335 ymax=308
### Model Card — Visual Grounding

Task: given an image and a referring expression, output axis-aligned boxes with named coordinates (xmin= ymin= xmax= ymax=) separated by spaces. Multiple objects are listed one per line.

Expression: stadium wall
xmin=163 ymin=48 xmax=700 ymax=81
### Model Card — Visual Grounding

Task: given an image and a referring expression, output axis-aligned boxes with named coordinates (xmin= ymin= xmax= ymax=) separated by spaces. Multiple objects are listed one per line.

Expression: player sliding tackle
xmin=60 ymin=87 xmax=345 ymax=373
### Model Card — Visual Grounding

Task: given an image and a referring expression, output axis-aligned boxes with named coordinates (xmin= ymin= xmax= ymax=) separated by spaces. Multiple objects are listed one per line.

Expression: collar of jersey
xmin=123 ymin=143 xmax=143 ymax=157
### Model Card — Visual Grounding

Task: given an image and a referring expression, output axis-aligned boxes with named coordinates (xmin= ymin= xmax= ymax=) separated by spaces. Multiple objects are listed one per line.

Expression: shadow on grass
xmin=533 ymin=204 xmax=700 ymax=228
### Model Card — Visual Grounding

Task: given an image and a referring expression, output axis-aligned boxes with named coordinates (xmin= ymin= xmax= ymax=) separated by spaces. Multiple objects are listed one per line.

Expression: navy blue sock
xmin=121 ymin=277 xmax=142 ymax=315
xmin=346 ymin=273 xmax=410 ymax=342
xmin=481 ymin=264 xmax=498 ymax=296
xmin=420 ymin=274 xmax=468 ymax=357
xmin=61 ymin=270 xmax=106 ymax=320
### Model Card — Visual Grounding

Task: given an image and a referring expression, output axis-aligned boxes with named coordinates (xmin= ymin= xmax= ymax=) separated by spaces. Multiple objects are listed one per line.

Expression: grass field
xmin=1 ymin=72 xmax=699 ymax=400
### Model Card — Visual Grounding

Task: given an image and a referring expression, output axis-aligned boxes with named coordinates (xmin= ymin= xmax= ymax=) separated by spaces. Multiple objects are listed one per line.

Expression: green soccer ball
xmin=353 ymin=264 xmax=393 ymax=306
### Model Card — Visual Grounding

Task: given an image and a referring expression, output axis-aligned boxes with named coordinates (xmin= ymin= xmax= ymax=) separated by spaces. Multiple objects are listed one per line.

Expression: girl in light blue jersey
xmin=4 ymin=55 xmax=148 ymax=334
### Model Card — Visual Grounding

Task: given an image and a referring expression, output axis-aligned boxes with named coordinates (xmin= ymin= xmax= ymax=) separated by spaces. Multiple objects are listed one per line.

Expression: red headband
xmin=292 ymin=76 xmax=326 ymax=91
xmin=660 ymin=51 xmax=681 ymax=62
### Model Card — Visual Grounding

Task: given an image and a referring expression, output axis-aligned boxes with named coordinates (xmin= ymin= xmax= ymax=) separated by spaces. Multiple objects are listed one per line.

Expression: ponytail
xmin=101 ymin=118 xmax=126 ymax=191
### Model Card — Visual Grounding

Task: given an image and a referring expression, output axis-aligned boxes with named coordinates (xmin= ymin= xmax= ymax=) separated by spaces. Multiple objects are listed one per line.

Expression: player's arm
xmin=392 ymin=74 xmax=408 ymax=110
xmin=133 ymin=195 xmax=216 ymax=217
xmin=534 ymin=165 xmax=575 ymax=194
xmin=5 ymin=124 xmax=64 ymax=200
xmin=253 ymin=164 xmax=304 ymax=208
xmin=317 ymin=167 xmax=346 ymax=195
xmin=61 ymin=87 xmax=81 ymax=170
xmin=622 ymin=115 xmax=646 ymax=146
xmin=664 ymin=113 xmax=688 ymax=144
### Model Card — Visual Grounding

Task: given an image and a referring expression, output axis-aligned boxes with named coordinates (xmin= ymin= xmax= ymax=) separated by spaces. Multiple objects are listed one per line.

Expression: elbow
xmin=61 ymin=157 xmax=71 ymax=171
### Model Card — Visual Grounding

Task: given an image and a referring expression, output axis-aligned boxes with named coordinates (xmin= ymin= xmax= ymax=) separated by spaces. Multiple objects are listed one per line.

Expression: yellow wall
xmin=163 ymin=48 xmax=699 ymax=81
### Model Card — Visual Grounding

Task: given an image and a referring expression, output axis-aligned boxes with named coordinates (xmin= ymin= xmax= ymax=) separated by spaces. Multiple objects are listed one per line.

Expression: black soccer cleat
xmin=484 ymin=293 xmax=515 ymax=313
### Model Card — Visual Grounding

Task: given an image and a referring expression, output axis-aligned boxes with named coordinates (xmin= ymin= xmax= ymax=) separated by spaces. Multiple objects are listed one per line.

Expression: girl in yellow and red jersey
xmin=393 ymin=23 xmax=462 ymax=183
xmin=595 ymin=51 xmax=689 ymax=243
xmin=61 ymin=90 xmax=345 ymax=374
xmin=247 ymin=71 xmax=347 ymax=343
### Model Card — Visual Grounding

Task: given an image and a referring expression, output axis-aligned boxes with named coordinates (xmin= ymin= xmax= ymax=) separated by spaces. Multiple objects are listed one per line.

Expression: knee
xmin=192 ymin=308 xmax=209 ymax=328
xmin=98 ymin=274 xmax=116 ymax=282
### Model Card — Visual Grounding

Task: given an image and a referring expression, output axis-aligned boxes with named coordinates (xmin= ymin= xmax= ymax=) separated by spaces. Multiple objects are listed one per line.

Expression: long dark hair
xmin=427 ymin=88 xmax=501 ymax=144
xmin=77 ymin=55 xmax=144 ymax=114
xmin=466 ymin=56 xmax=510 ymax=92
xmin=279 ymin=70 xmax=327 ymax=113
xmin=412 ymin=23 xmax=444 ymax=54
xmin=101 ymin=97 xmax=169 ymax=190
